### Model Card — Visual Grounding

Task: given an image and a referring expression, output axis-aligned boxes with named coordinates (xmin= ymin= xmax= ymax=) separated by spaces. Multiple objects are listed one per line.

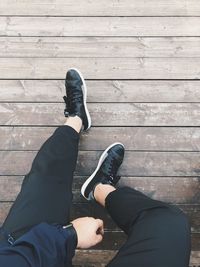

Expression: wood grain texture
xmin=0 ymin=151 xmax=200 ymax=176
xmin=0 ymin=0 xmax=199 ymax=263
xmin=0 ymin=58 xmax=200 ymax=79
xmin=1 ymin=126 xmax=200 ymax=151
xmin=0 ymin=176 xmax=199 ymax=204
xmin=0 ymin=202 xmax=11 ymax=225
xmin=0 ymin=103 xmax=200 ymax=126
xmin=0 ymin=17 xmax=200 ymax=37
xmin=1 ymin=80 xmax=200 ymax=102
xmin=1 ymin=0 xmax=200 ymax=16
xmin=76 ymin=177 xmax=200 ymax=204
xmin=73 ymin=250 xmax=200 ymax=267
xmin=1 ymin=37 xmax=200 ymax=58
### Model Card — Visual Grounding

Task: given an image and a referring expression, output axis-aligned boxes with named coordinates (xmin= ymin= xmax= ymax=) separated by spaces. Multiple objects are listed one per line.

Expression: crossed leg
xmin=1 ymin=118 xmax=81 ymax=241
xmin=95 ymin=185 xmax=191 ymax=267
xmin=0 ymin=124 xmax=191 ymax=267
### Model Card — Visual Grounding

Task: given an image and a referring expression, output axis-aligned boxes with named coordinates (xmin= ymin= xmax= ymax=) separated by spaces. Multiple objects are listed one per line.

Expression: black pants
xmin=1 ymin=126 xmax=191 ymax=266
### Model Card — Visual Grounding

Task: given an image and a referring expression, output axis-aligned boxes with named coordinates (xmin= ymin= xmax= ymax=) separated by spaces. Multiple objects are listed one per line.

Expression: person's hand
xmin=71 ymin=217 xmax=104 ymax=249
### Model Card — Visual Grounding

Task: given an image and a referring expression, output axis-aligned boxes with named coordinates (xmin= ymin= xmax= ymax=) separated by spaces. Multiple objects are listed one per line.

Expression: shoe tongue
xmin=101 ymin=151 xmax=121 ymax=177
xmin=100 ymin=169 xmax=117 ymax=186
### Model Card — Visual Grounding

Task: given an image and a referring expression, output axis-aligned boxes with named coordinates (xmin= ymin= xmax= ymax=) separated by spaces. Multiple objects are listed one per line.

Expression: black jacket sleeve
xmin=0 ymin=222 xmax=77 ymax=267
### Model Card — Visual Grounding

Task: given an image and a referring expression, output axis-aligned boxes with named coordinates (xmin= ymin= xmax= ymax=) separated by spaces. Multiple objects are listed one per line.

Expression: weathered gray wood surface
xmin=0 ymin=17 xmax=200 ymax=37
xmin=1 ymin=80 xmax=200 ymax=102
xmin=0 ymin=103 xmax=200 ymax=126
xmin=0 ymin=0 xmax=199 ymax=265
xmin=0 ymin=151 xmax=200 ymax=177
xmin=0 ymin=126 xmax=200 ymax=151
xmin=0 ymin=58 xmax=200 ymax=79
xmin=0 ymin=176 xmax=199 ymax=204
xmin=1 ymin=37 xmax=200 ymax=58
xmin=1 ymin=0 xmax=200 ymax=16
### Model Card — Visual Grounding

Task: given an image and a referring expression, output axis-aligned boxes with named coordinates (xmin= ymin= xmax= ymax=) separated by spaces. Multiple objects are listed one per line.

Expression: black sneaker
xmin=81 ymin=143 xmax=125 ymax=201
xmin=63 ymin=68 xmax=91 ymax=131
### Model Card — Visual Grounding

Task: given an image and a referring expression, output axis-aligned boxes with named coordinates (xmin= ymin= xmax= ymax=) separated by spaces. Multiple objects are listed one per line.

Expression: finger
xmin=95 ymin=219 xmax=104 ymax=235
xmin=95 ymin=233 xmax=103 ymax=244
xmin=99 ymin=226 xmax=104 ymax=236
xmin=98 ymin=223 xmax=104 ymax=235
xmin=96 ymin=219 xmax=104 ymax=235
xmin=96 ymin=225 xmax=104 ymax=236
xmin=96 ymin=219 xmax=104 ymax=228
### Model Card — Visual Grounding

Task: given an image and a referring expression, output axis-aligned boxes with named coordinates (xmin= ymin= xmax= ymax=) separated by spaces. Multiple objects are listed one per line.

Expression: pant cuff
xmin=55 ymin=125 xmax=80 ymax=139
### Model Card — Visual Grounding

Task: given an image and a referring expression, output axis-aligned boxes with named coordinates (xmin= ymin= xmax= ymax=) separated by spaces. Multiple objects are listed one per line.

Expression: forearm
xmin=0 ymin=223 xmax=77 ymax=267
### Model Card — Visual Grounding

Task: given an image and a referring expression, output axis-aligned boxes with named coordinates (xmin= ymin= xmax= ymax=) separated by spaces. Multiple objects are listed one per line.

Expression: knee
xmin=157 ymin=206 xmax=191 ymax=236
xmin=168 ymin=206 xmax=190 ymax=224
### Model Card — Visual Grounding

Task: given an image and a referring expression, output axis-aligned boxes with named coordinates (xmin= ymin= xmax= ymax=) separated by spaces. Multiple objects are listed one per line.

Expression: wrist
xmin=63 ymin=223 xmax=78 ymax=249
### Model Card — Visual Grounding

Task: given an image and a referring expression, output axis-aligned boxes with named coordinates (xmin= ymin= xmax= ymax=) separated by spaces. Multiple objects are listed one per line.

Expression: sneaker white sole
xmin=81 ymin=142 xmax=125 ymax=200
xmin=68 ymin=67 xmax=92 ymax=131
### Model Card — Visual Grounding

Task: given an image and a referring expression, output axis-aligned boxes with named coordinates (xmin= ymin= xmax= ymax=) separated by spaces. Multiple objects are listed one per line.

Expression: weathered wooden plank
xmin=119 ymin=177 xmax=200 ymax=204
xmin=73 ymin=250 xmax=200 ymax=267
xmin=0 ymin=176 xmax=199 ymax=204
xmin=1 ymin=126 xmax=200 ymax=151
xmin=0 ymin=58 xmax=200 ymax=79
xmin=1 ymin=37 xmax=200 ymax=58
xmin=181 ymin=205 xmax=200 ymax=233
xmin=0 ymin=176 xmax=23 ymax=201
xmin=78 ymin=151 xmax=200 ymax=177
xmin=1 ymin=80 xmax=200 ymax=103
xmin=74 ymin=250 xmax=114 ymax=267
xmin=0 ymin=103 xmax=200 ymax=126
xmin=0 ymin=17 xmax=200 ymax=37
xmin=74 ymin=177 xmax=200 ymax=204
xmin=0 ymin=202 xmax=10 ymax=226
xmin=81 ymin=127 xmax=200 ymax=151
xmin=190 ymin=251 xmax=200 ymax=266
xmin=1 ymin=0 xmax=200 ymax=16
xmin=0 ymin=151 xmax=200 ymax=176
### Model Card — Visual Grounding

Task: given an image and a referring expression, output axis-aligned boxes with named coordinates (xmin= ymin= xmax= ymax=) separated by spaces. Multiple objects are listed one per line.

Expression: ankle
xmin=64 ymin=116 xmax=82 ymax=133
xmin=94 ymin=183 xmax=116 ymax=207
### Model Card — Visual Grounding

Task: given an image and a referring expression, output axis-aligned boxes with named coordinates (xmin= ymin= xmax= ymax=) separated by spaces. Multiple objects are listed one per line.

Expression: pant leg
xmin=1 ymin=126 xmax=79 ymax=240
xmin=105 ymin=187 xmax=191 ymax=267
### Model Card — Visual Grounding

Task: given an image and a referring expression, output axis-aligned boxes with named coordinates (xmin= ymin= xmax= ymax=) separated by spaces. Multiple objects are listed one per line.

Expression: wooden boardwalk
xmin=0 ymin=1 xmax=200 ymax=266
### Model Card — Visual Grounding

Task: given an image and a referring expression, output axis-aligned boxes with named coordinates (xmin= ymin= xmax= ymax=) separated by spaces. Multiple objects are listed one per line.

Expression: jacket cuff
xmin=61 ymin=224 xmax=78 ymax=259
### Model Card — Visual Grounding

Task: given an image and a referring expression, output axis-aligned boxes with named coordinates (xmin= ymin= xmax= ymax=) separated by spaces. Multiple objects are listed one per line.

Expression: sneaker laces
xmin=103 ymin=154 xmax=121 ymax=184
xmin=63 ymin=88 xmax=83 ymax=117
